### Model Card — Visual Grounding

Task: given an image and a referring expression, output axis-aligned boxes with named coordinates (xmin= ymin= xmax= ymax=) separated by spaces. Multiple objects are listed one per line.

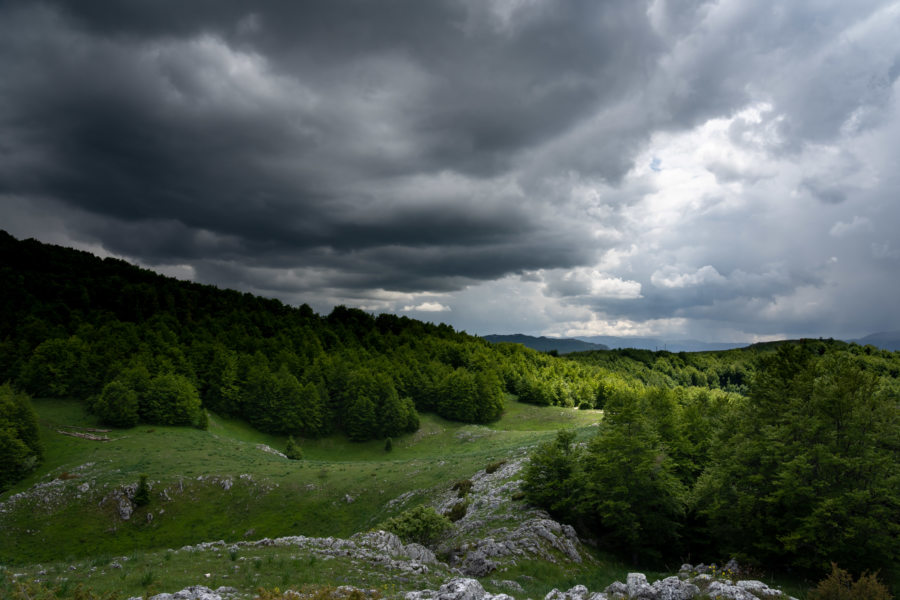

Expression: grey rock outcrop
xmin=651 ymin=576 xmax=700 ymax=600
xmin=544 ymin=584 xmax=602 ymax=600
xmin=126 ymin=570 xmax=800 ymax=600
xmin=405 ymin=577 xmax=520 ymax=600
xmin=434 ymin=458 xmax=585 ymax=577
xmin=179 ymin=530 xmax=438 ymax=576
xmin=127 ymin=585 xmax=240 ymax=600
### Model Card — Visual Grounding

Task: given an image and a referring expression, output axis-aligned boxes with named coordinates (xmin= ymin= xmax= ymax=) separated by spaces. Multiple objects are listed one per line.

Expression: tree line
xmin=523 ymin=343 xmax=900 ymax=591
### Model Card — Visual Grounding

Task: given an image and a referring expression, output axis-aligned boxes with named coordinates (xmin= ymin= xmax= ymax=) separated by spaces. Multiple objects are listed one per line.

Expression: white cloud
xmin=651 ymin=265 xmax=727 ymax=289
xmin=402 ymin=301 xmax=451 ymax=312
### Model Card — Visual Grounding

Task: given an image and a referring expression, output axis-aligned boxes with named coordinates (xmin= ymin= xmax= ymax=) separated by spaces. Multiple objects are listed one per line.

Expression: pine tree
xmin=134 ymin=474 xmax=150 ymax=507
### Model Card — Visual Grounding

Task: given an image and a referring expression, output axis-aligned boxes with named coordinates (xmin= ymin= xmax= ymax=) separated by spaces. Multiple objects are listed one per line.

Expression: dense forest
xmin=1 ymin=231 xmax=898 ymax=590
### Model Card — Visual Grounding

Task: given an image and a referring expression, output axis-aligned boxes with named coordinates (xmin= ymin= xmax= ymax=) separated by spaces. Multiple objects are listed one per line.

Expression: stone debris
xmin=118 ymin=565 xmax=799 ymax=600
xmin=56 ymin=429 xmax=112 ymax=441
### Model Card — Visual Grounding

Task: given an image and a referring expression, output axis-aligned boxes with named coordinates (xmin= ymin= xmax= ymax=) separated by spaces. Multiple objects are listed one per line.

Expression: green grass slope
xmin=1 ymin=398 xmax=601 ymax=566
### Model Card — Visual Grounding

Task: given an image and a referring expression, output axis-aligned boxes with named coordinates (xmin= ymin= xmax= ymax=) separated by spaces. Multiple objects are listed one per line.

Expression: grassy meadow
xmin=1 ymin=397 xmax=600 ymax=565
xmin=1 ymin=398 xmax=815 ymax=599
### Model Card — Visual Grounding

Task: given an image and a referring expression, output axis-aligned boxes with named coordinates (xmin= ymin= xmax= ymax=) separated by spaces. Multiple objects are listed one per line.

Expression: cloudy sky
xmin=2 ymin=0 xmax=899 ymax=341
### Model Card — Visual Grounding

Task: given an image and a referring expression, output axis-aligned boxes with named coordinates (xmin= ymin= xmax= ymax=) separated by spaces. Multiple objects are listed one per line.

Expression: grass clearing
xmin=1 ymin=398 xmax=601 ymax=566
xmin=1 ymin=398 xmax=812 ymax=598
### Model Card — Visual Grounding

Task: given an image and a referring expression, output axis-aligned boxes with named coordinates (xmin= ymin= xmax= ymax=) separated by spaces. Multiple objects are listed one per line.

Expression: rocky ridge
xmin=128 ymin=570 xmax=798 ymax=600
xmin=432 ymin=458 xmax=584 ymax=577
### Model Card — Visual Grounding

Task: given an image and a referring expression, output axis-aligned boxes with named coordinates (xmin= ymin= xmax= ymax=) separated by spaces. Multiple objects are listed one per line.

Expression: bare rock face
xmin=435 ymin=458 xmax=586 ymax=577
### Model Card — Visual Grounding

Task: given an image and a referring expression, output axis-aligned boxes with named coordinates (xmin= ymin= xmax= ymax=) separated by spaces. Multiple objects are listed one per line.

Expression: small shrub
xmin=285 ymin=436 xmax=303 ymax=460
xmin=384 ymin=437 xmax=393 ymax=452
xmin=577 ymin=401 xmax=592 ymax=410
xmin=808 ymin=563 xmax=893 ymax=600
xmin=451 ymin=478 xmax=473 ymax=498
xmin=134 ymin=474 xmax=150 ymax=507
xmin=444 ymin=501 xmax=468 ymax=522
xmin=140 ymin=570 xmax=155 ymax=587
xmin=378 ymin=505 xmax=452 ymax=546
xmin=484 ymin=460 xmax=506 ymax=474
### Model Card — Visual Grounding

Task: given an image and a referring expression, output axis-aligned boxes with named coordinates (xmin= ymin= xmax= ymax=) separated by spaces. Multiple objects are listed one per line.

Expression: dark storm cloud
xmin=2 ymin=0 xmax=899 ymax=340
xmin=0 ymin=0 xmax=659 ymax=292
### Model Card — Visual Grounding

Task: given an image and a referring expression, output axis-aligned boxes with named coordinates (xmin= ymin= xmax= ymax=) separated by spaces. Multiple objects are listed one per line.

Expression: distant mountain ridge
xmin=486 ymin=331 xmax=900 ymax=354
xmin=482 ymin=334 xmax=608 ymax=354
xmin=574 ymin=336 xmax=749 ymax=353
xmin=850 ymin=331 xmax=900 ymax=351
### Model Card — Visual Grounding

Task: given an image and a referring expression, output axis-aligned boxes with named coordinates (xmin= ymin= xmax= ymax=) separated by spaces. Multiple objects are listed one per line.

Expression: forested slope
xmin=2 ymin=231 xmax=898 ymax=591
xmin=0 ymin=231 xmax=602 ymax=463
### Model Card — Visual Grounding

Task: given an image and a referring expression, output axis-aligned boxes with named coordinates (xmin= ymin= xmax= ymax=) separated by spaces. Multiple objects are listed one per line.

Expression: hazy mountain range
xmin=485 ymin=332 xmax=900 ymax=354
xmin=482 ymin=334 xmax=609 ymax=354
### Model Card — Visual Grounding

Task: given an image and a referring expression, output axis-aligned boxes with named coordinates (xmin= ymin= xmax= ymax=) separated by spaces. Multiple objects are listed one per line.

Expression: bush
xmin=484 ymin=460 xmax=506 ymax=474
xmin=93 ymin=379 xmax=140 ymax=427
xmin=378 ymin=505 xmax=452 ymax=546
xmin=384 ymin=437 xmax=393 ymax=452
xmin=444 ymin=501 xmax=468 ymax=522
xmin=808 ymin=563 xmax=893 ymax=600
xmin=285 ymin=436 xmax=303 ymax=460
xmin=452 ymin=478 xmax=473 ymax=498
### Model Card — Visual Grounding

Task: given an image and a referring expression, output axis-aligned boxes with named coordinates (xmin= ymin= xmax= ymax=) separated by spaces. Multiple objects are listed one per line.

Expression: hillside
xmin=482 ymin=334 xmax=609 ymax=354
xmin=2 ymin=232 xmax=899 ymax=599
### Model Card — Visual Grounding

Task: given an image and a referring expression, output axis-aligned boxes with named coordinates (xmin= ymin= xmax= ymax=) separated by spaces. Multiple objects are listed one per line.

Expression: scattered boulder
xmin=544 ymin=584 xmax=592 ymax=600
xmin=651 ymin=576 xmax=700 ymax=600
xmin=127 ymin=585 xmax=241 ymax=600
xmin=627 ymin=573 xmax=655 ymax=599
xmin=406 ymin=578 xmax=487 ymax=600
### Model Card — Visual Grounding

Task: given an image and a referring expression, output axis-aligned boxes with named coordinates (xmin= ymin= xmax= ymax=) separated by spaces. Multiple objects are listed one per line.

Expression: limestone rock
xmin=651 ymin=576 xmax=700 ymax=600
xmin=460 ymin=548 xmax=498 ymax=576
xmin=735 ymin=580 xmax=784 ymax=598
xmin=627 ymin=573 xmax=655 ymax=599
xmin=544 ymin=584 xmax=591 ymax=600
xmin=603 ymin=580 xmax=628 ymax=599
xmin=127 ymin=584 xmax=242 ymax=600
xmin=406 ymin=578 xmax=486 ymax=600
xmin=704 ymin=580 xmax=757 ymax=600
